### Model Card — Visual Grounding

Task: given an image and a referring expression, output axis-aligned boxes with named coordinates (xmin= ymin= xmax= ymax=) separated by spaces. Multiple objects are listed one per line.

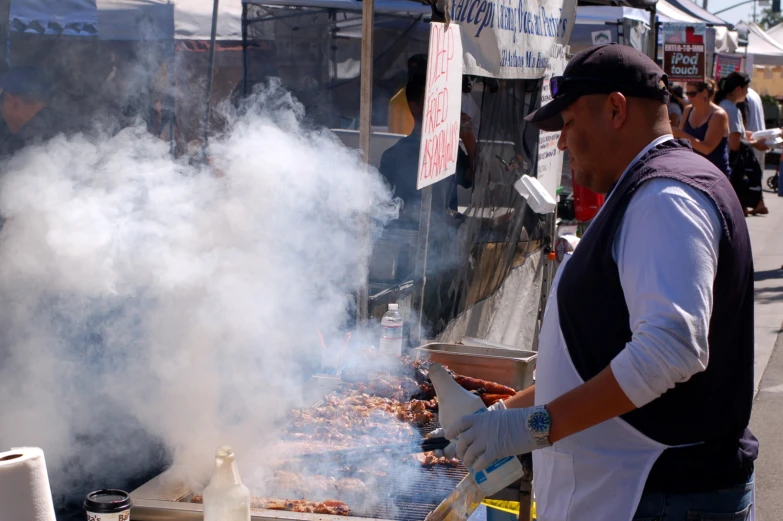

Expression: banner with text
xmin=662 ymin=23 xmax=707 ymax=83
xmin=450 ymin=0 xmax=576 ymax=79
xmin=537 ymin=44 xmax=568 ymax=199
xmin=714 ymin=53 xmax=743 ymax=79
xmin=418 ymin=23 xmax=464 ymax=190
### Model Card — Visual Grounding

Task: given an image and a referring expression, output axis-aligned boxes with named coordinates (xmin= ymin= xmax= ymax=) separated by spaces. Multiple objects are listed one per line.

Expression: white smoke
xmin=0 ymin=81 xmax=399 ymax=508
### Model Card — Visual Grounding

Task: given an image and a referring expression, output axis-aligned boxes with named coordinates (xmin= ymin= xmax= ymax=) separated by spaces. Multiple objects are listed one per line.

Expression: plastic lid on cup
xmin=84 ymin=489 xmax=132 ymax=513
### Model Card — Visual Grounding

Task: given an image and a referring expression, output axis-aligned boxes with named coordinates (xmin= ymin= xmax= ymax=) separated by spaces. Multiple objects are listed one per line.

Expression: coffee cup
xmin=84 ymin=489 xmax=132 ymax=521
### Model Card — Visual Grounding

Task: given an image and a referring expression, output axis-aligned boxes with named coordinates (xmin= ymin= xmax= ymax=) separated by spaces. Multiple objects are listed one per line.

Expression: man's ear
xmin=606 ymin=92 xmax=628 ymax=129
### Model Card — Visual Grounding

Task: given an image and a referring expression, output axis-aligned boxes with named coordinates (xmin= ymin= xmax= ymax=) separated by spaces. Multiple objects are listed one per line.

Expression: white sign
xmin=536 ymin=44 xmax=568 ymax=200
xmin=591 ymin=30 xmax=612 ymax=45
xmin=417 ymin=23 xmax=464 ymax=190
xmin=450 ymin=0 xmax=576 ymax=80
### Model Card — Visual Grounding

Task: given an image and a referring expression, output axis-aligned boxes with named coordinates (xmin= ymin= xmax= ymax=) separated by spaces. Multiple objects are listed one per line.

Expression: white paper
xmin=0 ymin=447 xmax=56 ymax=521
xmin=536 ymin=44 xmax=568 ymax=200
xmin=417 ymin=23 xmax=464 ymax=190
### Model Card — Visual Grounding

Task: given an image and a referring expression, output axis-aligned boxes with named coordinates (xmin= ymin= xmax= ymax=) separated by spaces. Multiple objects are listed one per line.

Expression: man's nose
xmin=557 ymin=129 xmax=568 ymax=151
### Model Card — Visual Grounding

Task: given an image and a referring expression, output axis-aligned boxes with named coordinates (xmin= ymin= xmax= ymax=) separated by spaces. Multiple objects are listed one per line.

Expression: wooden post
xmin=201 ymin=0 xmax=221 ymax=162
xmin=648 ymin=4 xmax=657 ymax=61
xmin=357 ymin=0 xmax=375 ymax=323
xmin=517 ymin=454 xmax=534 ymax=521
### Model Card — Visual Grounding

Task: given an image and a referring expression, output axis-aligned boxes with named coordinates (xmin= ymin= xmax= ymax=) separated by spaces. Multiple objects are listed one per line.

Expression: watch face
xmin=528 ymin=409 xmax=551 ymax=436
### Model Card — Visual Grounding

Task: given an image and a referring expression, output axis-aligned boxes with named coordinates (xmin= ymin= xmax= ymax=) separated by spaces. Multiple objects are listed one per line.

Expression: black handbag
xmin=729 ymin=142 xmax=763 ymax=209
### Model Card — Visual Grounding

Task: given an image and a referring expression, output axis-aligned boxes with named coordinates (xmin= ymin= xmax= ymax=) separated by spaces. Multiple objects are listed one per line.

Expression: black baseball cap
xmin=0 ymin=67 xmax=50 ymax=97
xmin=526 ymin=44 xmax=670 ymax=132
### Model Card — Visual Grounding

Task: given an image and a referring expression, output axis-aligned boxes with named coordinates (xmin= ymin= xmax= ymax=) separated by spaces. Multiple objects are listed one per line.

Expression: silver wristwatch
xmin=527 ymin=405 xmax=552 ymax=446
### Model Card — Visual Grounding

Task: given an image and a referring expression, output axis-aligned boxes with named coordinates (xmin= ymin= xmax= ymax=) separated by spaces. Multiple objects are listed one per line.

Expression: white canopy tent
xmin=655 ymin=0 xmax=703 ymax=23
xmin=573 ymin=0 xmax=738 ymax=55
xmin=766 ymin=21 xmax=783 ymax=45
xmin=9 ymin=0 xmax=244 ymax=40
xmin=575 ymin=0 xmax=716 ymax=26
xmin=737 ymin=22 xmax=783 ymax=67
xmin=575 ymin=5 xmax=649 ymax=24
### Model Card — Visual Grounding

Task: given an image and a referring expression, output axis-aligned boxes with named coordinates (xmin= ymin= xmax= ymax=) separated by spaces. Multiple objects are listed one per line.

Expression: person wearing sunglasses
xmin=442 ymin=44 xmax=756 ymax=521
xmin=671 ymin=79 xmax=730 ymax=176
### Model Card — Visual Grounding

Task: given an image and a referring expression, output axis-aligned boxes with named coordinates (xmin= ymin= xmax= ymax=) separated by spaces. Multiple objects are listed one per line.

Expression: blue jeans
xmin=633 ymin=475 xmax=754 ymax=521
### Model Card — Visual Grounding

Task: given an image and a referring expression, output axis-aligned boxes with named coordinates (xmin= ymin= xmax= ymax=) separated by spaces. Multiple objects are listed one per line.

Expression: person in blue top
xmin=671 ymin=79 xmax=730 ymax=176
xmin=715 ymin=72 xmax=769 ymax=215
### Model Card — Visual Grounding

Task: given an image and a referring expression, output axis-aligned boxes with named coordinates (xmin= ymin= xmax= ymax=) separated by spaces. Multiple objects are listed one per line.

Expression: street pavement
xmin=749 ymin=171 xmax=783 ymax=520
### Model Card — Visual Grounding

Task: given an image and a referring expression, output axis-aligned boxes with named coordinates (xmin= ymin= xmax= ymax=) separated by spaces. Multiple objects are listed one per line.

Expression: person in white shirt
xmin=438 ymin=44 xmax=757 ymax=521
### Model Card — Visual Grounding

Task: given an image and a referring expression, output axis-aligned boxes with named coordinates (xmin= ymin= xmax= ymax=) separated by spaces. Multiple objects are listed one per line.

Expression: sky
xmin=703 ymin=0 xmax=774 ymax=25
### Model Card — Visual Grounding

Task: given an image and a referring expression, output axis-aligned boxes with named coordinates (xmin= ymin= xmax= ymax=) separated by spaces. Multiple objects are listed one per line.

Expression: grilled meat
xmin=480 ymin=393 xmax=512 ymax=407
xmin=412 ymin=451 xmax=461 ymax=468
xmin=335 ymin=477 xmax=367 ymax=494
xmin=453 ymin=375 xmax=516 ymax=395
xmin=286 ymin=393 xmax=418 ymax=447
xmin=191 ymin=495 xmax=350 ymax=516
xmin=265 ymin=470 xmax=368 ymax=499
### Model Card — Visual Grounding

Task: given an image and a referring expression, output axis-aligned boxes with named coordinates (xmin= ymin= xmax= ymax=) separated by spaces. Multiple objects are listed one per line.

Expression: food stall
xmin=129 ymin=350 xmax=537 ymax=521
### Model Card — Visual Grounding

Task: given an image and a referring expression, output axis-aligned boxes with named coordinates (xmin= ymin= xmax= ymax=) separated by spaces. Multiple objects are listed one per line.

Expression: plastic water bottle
xmin=203 ymin=446 xmax=250 ymax=521
xmin=428 ymin=363 xmax=524 ymax=496
xmin=379 ymin=303 xmax=403 ymax=355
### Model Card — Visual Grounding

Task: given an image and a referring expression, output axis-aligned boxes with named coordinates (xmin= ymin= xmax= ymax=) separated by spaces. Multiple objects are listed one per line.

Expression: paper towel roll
xmin=0 ymin=447 xmax=57 ymax=521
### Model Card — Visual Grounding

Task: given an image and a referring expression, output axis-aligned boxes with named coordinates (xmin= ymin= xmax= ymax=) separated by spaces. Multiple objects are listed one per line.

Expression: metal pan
xmin=412 ymin=343 xmax=536 ymax=391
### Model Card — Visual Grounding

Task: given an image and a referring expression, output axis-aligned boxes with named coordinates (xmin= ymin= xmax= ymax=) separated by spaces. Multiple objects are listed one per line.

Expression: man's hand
xmin=443 ymin=406 xmax=550 ymax=471
xmin=427 ymin=401 xmax=506 ymax=459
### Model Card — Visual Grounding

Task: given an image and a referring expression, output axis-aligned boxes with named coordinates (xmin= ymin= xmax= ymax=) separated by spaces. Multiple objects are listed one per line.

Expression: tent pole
xmin=648 ymin=4 xmax=657 ymax=60
xmin=357 ymin=0 xmax=374 ymax=324
xmin=0 ymin=0 xmax=9 ymax=66
xmin=202 ymin=0 xmax=221 ymax=162
xmin=242 ymin=2 xmax=249 ymax=97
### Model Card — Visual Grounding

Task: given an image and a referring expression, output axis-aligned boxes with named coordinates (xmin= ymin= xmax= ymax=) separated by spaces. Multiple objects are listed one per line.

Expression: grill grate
xmin=242 ymin=388 xmax=468 ymax=521
xmin=353 ymin=500 xmax=441 ymax=521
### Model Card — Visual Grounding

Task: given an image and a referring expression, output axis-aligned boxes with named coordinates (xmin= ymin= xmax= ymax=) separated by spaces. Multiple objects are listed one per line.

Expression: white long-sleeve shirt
xmin=595 ymin=137 xmax=723 ymax=408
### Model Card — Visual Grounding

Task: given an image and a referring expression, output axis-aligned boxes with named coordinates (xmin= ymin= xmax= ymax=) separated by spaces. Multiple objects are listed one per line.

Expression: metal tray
xmin=129 ymin=473 xmax=378 ymax=521
xmin=412 ymin=343 xmax=536 ymax=391
xmin=129 ymin=470 xmax=478 ymax=521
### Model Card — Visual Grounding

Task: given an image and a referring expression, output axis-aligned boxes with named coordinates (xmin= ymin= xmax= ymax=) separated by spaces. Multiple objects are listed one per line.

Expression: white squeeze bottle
xmin=203 ymin=446 xmax=251 ymax=521
xmin=428 ymin=363 xmax=524 ymax=496
xmin=379 ymin=303 xmax=403 ymax=355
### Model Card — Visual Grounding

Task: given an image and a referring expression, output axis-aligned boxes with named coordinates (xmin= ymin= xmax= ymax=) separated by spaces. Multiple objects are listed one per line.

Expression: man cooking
xmin=443 ymin=44 xmax=757 ymax=520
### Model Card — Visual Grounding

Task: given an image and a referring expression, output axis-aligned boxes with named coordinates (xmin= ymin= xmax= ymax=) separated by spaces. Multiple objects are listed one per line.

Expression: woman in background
xmin=715 ymin=72 xmax=769 ymax=215
xmin=672 ymin=79 xmax=730 ymax=176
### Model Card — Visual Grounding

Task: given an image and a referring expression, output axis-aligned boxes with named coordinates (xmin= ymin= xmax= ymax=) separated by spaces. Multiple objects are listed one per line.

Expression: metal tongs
xmin=295 ymin=437 xmax=451 ymax=465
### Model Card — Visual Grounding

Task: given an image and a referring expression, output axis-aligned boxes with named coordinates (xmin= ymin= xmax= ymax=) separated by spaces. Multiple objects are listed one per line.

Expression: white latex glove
xmin=427 ymin=400 xmax=507 ymax=459
xmin=443 ymin=406 xmax=551 ymax=472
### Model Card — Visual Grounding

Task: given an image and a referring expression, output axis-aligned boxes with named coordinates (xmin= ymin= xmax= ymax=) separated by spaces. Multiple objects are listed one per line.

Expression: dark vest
xmin=557 ymin=140 xmax=757 ymax=494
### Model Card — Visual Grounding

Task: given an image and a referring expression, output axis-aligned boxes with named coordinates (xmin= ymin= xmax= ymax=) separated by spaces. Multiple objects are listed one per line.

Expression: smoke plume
xmin=0 ymin=81 xmax=399 ymax=509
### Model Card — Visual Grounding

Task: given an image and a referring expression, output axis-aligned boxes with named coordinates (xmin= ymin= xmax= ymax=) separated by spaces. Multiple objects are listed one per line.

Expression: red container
xmin=571 ymin=170 xmax=605 ymax=222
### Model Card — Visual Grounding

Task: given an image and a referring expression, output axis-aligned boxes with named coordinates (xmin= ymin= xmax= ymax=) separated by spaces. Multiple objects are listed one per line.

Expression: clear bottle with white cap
xmin=379 ymin=303 xmax=403 ymax=355
xmin=203 ymin=446 xmax=250 ymax=521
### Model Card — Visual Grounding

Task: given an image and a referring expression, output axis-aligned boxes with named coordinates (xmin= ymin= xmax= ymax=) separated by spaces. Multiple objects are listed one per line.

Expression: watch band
xmin=527 ymin=405 xmax=552 ymax=446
